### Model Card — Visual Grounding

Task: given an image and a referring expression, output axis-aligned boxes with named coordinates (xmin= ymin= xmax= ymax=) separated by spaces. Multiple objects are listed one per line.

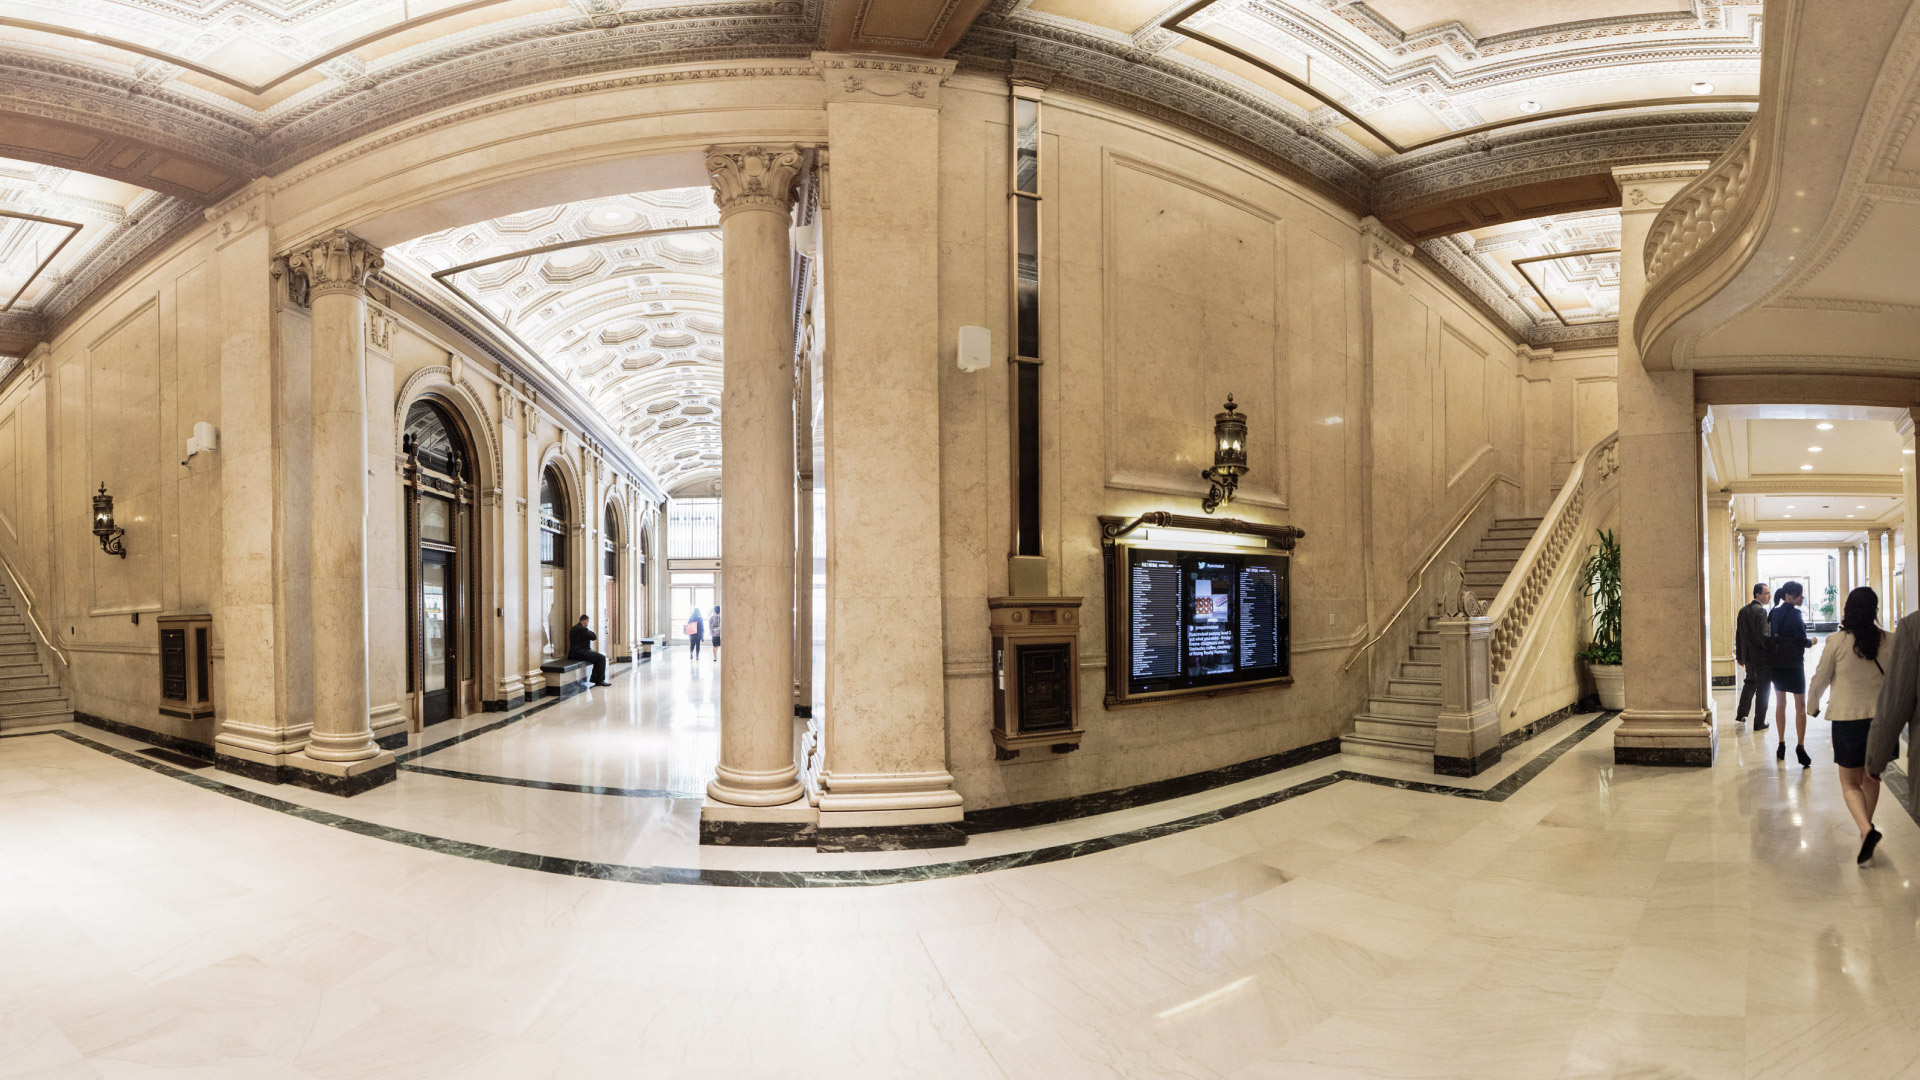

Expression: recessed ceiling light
xmin=1817 ymin=422 xmax=1834 ymax=430
xmin=1691 ymin=81 xmax=1715 ymax=95
xmin=1859 ymin=505 xmax=1867 ymax=509
xmin=1848 ymin=515 xmax=1857 ymax=518
xmin=1906 ymin=449 xmax=1915 ymax=455
xmin=1801 ymin=464 xmax=1814 ymax=470
xmin=1518 ymin=100 xmax=1543 ymax=113
xmin=1784 ymin=514 xmax=1793 ymax=518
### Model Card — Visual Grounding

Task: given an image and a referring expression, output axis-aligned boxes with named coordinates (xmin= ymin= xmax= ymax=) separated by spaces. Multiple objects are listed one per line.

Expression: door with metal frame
xmin=420 ymin=547 xmax=454 ymax=725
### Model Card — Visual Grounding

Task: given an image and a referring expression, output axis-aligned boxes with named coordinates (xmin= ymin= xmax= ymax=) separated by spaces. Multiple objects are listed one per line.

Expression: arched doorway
xmin=603 ymin=502 xmax=621 ymax=658
xmin=539 ymin=465 xmax=571 ymax=661
xmin=403 ymin=399 xmax=476 ymax=726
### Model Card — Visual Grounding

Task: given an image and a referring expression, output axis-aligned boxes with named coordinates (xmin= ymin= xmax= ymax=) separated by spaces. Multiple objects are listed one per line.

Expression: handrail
xmin=1486 ymin=433 xmax=1619 ymax=683
xmin=1342 ymin=477 xmax=1510 ymax=673
xmin=0 ymin=548 xmax=65 ymax=668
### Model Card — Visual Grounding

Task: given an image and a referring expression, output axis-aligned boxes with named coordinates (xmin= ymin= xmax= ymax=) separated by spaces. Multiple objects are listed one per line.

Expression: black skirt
xmin=1832 ymin=719 xmax=1871 ymax=769
xmin=1771 ymin=663 xmax=1806 ymax=694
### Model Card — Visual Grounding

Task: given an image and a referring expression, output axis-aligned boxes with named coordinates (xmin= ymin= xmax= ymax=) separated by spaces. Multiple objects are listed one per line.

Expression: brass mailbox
xmin=157 ymin=613 xmax=214 ymax=722
xmin=988 ymin=596 xmax=1084 ymax=759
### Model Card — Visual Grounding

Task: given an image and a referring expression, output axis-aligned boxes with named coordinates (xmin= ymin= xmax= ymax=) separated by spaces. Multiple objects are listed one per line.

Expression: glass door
xmin=421 ymin=549 xmax=453 ymax=724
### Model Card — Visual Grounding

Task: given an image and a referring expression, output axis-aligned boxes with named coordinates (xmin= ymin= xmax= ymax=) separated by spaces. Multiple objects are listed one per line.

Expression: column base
xmin=1433 ymin=702 xmax=1501 ymax=777
xmin=216 ymin=744 xmax=397 ymax=795
xmin=707 ymin=763 xmax=805 ymax=807
xmin=698 ymin=797 xmax=969 ymax=850
xmin=699 ymin=797 xmax=816 ymax=847
xmin=1613 ymin=708 xmax=1716 ymax=767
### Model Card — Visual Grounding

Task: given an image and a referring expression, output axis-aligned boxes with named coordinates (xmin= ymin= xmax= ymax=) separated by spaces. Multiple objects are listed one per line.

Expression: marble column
xmin=1839 ymin=547 xmax=1854 ymax=604
xmin=1869 ymin=528 xmax=1888 ymax=600
xmin=1706 ymin=490 xmax=1735 ymax=687
xmin=1905 ymin=413 xmax=1920 ymax=621
xmin=703 ymin=145 xmax=803 ymax=809
xmin=1612 ymin=162 xmax=1714 ymax=766
xmin=211 ymin=185 xmax=305 ymax=776
xmin=814 ymin=54 xmax=964 ymax=838
xmin=1738 ymin=528 xmax=1760 ymax=605
xmin=285 ymin=231 xmax=395 ymax=790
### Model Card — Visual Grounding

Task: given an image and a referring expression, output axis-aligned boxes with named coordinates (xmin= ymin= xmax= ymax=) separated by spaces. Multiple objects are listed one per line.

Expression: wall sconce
xmin=1200 ymin=395 xmax=1248 ymax=514
xmin=92 ymin=483 xmax=126 ymax=558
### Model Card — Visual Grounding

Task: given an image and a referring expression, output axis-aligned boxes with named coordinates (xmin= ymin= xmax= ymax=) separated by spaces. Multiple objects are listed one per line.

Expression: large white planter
xmin=1588 ymin=662 xmax=1625 ymax=710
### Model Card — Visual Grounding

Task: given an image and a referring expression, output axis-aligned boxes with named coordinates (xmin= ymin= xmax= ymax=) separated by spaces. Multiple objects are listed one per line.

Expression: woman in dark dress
xmin=1768 ymin=581 xmax=1815 ymax=767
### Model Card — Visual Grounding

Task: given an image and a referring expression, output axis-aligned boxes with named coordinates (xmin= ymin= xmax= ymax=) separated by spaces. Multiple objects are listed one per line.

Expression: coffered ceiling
xmin=1704 ymin=416 xmax=1910 ymax=534
xmin=1420 ymin=208 xmax=1621 ymax=346
xmin=388 ymin=185 xmax=726 ymax=488
xmin=0 ymin=154 xmax=195 ymax=358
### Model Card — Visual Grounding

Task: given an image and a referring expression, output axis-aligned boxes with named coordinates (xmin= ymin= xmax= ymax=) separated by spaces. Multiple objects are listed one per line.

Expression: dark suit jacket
xmin=1736 ymin=600 xmax=1770 ymax=667
xmin=1869 ymin=614 xmax=1920 ymax=777
xmin=568 ymin=623 xmax=597 ymax=657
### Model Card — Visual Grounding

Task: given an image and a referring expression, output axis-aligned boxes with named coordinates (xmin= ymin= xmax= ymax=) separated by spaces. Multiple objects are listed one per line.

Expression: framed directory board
xmin=1100 ymin=513 xmax=1303 ymax=708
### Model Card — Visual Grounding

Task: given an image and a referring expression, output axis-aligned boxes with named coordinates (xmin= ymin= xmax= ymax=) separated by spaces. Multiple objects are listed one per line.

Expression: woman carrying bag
xmin=685 ymin=607 xmax=705 ymax=660
xmin=1768 ymin=581 xmax=1815 ymax=767
xmin=1808 ymin=586 xmax=1887 ymax=863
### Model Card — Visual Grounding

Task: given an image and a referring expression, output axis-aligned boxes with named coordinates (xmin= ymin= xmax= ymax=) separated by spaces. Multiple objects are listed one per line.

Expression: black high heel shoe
xmin=1776 ymin=741 xmax=1786 ymax=762
xmin=1860 ymin=828 xmax=1883 ymax=865
xmin=1796 ymin=745 xmax=1812 ymax=768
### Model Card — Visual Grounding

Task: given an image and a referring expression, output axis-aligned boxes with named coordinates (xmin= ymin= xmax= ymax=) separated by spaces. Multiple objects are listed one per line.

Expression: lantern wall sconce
xmin=1200 ymin=395 xmax=1248 ymax=514
xmin=92 ymin=483 xmax=126 ymax=558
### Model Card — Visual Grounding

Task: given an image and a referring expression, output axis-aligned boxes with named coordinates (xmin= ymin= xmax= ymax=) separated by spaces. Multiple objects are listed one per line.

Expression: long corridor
xmin=5 ymin=662 xmax=1920 ymax=1078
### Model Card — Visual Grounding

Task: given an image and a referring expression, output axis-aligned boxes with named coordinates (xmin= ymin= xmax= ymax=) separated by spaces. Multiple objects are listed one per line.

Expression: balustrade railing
xmin=1644 ymin=126 xmax=1757 ymax=286
xmin=1483 ymin=434 xmax=1619 ymax=689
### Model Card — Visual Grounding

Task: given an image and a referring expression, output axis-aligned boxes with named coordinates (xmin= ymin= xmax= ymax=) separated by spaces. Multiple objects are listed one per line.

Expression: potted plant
xmin=1577 ymin=529 xmax=1624 ymax=709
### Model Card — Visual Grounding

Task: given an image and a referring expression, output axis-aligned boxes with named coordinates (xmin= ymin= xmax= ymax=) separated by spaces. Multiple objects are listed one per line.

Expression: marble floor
xmin=5 ymin=654 xmax=1920 ymax=1077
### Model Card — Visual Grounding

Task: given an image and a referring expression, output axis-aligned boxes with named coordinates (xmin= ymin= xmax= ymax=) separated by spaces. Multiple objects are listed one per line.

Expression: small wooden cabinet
xmin=157 ymin=613 xmax=214 ymax=722
xmin=988 ymin=596 xmax=1084 ymax=759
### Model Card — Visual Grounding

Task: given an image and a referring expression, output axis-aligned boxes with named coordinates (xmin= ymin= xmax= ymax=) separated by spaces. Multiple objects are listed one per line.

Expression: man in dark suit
xmin=1735 ymin=582 xmax=1773 ymax=730
xmin=569 ymin=614 xmax=611 ymax=687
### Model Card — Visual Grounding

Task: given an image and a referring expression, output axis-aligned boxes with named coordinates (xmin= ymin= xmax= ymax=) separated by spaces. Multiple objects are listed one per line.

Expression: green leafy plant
xmin=1821 ymin=583 xmax=1838 ymax=621
xmin=1576 ymin=529 xmax=1622 ymax=666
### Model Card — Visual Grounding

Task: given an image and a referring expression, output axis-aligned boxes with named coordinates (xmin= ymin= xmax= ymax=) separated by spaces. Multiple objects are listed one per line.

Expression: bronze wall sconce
xmin=93 ymin=482 xmax=126 ymax=558
xmin=1200 ymin=395 xmax=1248 ymax=514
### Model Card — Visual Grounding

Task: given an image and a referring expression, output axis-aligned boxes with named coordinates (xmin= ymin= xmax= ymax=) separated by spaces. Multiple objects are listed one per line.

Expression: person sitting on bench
xmin=569 ymin=614 xmax=611 ymax=687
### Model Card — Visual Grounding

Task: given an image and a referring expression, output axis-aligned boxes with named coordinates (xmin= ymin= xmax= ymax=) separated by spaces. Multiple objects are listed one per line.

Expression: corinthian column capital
xmin=286 ymin=230 xmax=384 ymax=299
xmin=706 ymin=145 xmax=802 ymax=216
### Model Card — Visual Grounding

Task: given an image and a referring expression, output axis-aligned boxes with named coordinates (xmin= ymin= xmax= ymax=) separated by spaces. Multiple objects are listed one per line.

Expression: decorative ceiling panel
xmin=0 ymin=155 xmax=193 ymax=325
xmin=390 ymin=184 xmax=727 ymax=486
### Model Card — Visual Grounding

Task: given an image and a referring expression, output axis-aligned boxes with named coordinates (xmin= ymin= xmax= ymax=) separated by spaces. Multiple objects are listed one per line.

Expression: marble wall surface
xmin=6 ymin=62 xmax=1622 ymax=812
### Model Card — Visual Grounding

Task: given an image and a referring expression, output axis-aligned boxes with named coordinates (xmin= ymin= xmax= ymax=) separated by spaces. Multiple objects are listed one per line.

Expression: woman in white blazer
xmin=1809 ymin=586 xmax=1888 ymax=863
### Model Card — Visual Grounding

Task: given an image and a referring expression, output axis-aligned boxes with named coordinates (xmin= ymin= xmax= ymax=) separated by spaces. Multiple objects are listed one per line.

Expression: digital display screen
xmin=1126 ymin=547 xmax=1289 ymax=696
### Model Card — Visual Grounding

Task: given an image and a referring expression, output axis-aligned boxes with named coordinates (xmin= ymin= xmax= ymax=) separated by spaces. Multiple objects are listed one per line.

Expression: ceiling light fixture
xmin=1784 ymin=514 xmax=1793 ymax=518
xmin=1518 ymin=100 xmax=1542 ymax=113
xmin=1691 ymin=81 xmax=1715 ymax=95
xmin=1817 ymin=422 xmax=1834 ymax=430
xmin=1800 ymin=464 xmax=1814 ymax=470
xmin=1808 ymin=446 xmax=1823 ymax=452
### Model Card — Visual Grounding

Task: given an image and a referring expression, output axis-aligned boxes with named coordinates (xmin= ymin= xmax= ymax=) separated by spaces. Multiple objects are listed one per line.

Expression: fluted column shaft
xmin=290 ymin=232 xmax=386 ymax=767
xmin=707 ymin=146 xmax=803 ymax=807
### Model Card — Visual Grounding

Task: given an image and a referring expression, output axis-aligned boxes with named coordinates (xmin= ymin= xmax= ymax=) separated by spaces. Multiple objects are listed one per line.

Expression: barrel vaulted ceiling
xmin=387 ymin=186 xmax=725 ymax=489
xmin=0 ymin=0 xmax=1762 ymax=362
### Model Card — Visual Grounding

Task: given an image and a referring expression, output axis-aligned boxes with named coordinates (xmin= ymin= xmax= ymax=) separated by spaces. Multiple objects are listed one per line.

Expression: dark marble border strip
xmin=961 ymin=738 xmax=1343 ymax=834
xmin=74 ymin=711 xmax=214 ymax=759
xmin=9 ymin=712 xmax=1619 ymax=889
xmin=397 ymin=761 xmax=700 ymax=800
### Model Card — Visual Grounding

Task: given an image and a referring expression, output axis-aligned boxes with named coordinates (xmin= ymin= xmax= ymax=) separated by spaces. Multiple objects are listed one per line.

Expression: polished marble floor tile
xmin=12 ymin=658 xmax=1920 ymax=1076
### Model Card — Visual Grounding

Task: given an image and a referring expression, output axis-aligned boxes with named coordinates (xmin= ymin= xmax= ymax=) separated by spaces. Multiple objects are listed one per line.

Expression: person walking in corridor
xmin=709 ymin=604 xmax=721 ymax=663
xmin=1769 ymin=581 xmax=1815 ymax=766
xmin=1869 ymin=603 xmax=1920 ymax=864
xmin=686 ymin=606 xmax=705 ymax=660
xmin=1809 ymin=587 xmax=1885 ymax=863
xmin=1736 ymin=582 xmax=1773 ymax=729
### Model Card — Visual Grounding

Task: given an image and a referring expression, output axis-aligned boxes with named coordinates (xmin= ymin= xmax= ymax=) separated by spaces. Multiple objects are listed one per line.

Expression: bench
xmin=638 ymin=637 xmax=658 ymax=661
xmin=539 ymin=659 xmax=589 ymax=698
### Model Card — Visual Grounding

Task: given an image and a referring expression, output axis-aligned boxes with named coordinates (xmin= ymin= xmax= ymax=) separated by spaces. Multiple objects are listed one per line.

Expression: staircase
xmin=0 ymin=579 xmax=70 ymax=730
xmin=1341 ymin=516 xmax=1542 ymax=763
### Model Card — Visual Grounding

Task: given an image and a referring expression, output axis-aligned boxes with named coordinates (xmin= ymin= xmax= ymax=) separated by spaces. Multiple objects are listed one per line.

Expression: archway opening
xmin=403 ymin=397 xmax=477 ymax=726
xmin=539 ymin=465 xmax=572 ymax=662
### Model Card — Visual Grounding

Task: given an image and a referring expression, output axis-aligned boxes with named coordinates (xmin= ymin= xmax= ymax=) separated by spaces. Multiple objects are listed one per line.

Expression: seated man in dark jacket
xmin=569 ymin=614 xmax=611 ymax=687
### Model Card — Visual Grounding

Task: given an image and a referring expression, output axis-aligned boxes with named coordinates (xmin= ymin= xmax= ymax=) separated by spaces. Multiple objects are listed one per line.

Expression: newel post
xmin=1434 ymin=615 xmax=1501 ymax=776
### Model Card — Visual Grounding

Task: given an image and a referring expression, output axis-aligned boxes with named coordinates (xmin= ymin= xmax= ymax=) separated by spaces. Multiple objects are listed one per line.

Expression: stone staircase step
xmin=1399 ymin=660 xmax=1441 ymax=679
xmin=1476 ymin=537 xmax=1529 ymax=550
xmin=1465 ymin=556 xmax=1518 ymax=570
xmin=1352 ymin=713 xmax=1437 ymax=741
xmin=1494 ymin=518 xmax=1543 ymax=528
xmin=0 ymin=707 xmax=72 ymax=730
xmin=1388 ymin=678 xmax=1440 ymax=700
xmin=0 ymin=686 xmax=68 ymax=705
xmin=1409 ymin=644 xmax=1440 ymax=661
xmin=0 ymin=697 xmax=69 ymax=719
xmin=1339 ymin=733 xmax=1434 ymax=764
xmin=1368 ymin=694 xmax=1443 ymax=719
xmin=1462 ymin=574 xmax=1508 ymax=588
xmin=1415 ymin=630 xmax=1439 ymax=645
xmin=0 ymin=673 xmax=50 ymax=689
